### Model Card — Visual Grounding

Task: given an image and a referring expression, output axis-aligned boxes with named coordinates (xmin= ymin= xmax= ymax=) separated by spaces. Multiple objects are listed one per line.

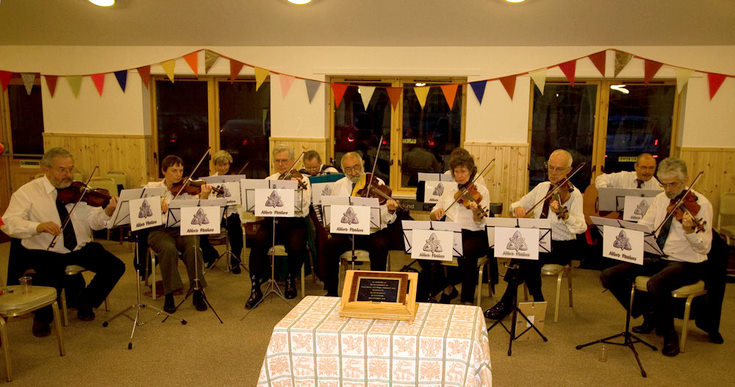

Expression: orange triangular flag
xmin=137 ymin=66 xmax=151 ymax=88
xmin=161 ymin=60 xmax=175 ymax=83
xmin=386 ymin=87 xmax=403 ymax=111
xmin=21 ymin=73 xmax=35 ymax=95
xmin=183 ymin=52 xmax=198 ymax=76
xmin=644 ymin=60 xmax=663 ymax=86
xmin=332 ymin=83 xmax=349 ymax=108
xmin=230 ymin=60 xmax=244 ymax=84
xmin=708 ymin=73 xmax=727 ymax=100
xmin=45 ymin=75 xmax=58 ymax=97
xmin=90 ymin=73 xmax=105 ymax=96
xmin=614 ymin=51 xmax=633 ymax=77
xmin=205 ymin=50 xmax=219 ymax=74
xmin=255 ymin=67 xmax=269 ymax=91
xmin=414 ymin=86 xmax=430 ymax=109
xmin=440 ymin=84 xmax=458 ymax=110
xmin=589 ymin=51 xmax=606 ymax=76
xmin=559 ymin=60 xmax=576 ymax=86
xmin=279 ymin=74 xmax=295 ymax=98
xmin=499 ymin=76 xmax=517 ymax=99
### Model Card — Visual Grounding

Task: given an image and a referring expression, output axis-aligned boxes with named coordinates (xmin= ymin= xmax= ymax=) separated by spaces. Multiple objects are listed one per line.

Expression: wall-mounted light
xmin=610 ymin=84 xmax=629 ymax=94
xmin=415 ymin=82 xmax=427 ymax=87
xmin=89 ymin=0 xmax=115 ymax=6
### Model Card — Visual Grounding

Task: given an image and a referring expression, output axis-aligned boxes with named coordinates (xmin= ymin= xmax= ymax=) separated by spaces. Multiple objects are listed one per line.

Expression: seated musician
xmin=302 ymin=150 xmax=339 ymax=176
xmin=600 ymin=158 xmax=713 ymax=357
xmin=595 ymin=153 xmax=660 ymax=190
xmin=145 ymin=155 xmax=212 ymax=314
xmin=485 ymin=149 xmax=586 ymax=320
xmin=429 ymin=148 xmax=490 ymax=304
xmin=323 ymin=152 xmax=399 ymax=296
xmin=1 ymin=148 xmax=125 ymax=336
xmin=246 ymin=145 xmax=312 ymax=308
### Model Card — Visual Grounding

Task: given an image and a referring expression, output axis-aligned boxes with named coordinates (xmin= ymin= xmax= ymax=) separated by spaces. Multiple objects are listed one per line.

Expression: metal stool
xmin=60 ymin=265 xmax=110 ymax=327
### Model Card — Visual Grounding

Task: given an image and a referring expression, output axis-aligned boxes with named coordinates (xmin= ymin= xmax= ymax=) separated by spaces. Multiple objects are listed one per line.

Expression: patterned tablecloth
xmin=258 ymin=296 xmax=492 ymax=386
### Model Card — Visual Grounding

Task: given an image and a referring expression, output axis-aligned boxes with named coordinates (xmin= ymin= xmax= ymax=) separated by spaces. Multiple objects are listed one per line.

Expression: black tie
xmin=55 ymin=193 xmax=78 ymax=252
xmin=655 ymin=216 xmax=673 ymax=253
xmin=636 ymin=179 xmax=644 ymax=189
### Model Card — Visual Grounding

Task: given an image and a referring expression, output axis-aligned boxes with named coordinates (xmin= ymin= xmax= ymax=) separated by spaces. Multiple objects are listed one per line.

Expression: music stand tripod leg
xmin=242 ymin=218 xmax=291 ymax=318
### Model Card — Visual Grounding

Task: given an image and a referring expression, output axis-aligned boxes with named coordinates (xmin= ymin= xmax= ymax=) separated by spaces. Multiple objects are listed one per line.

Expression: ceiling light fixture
xmin=287 ymin=0 xmax=312 ymax=4
xmin=415 ymin=82 xmax=427 ymax=87
xmin=505 ymin=0 xmax=526 ymax=3
xmin=89 ymin=0 xmax=115 ymax=6
xmin=610 ymin=84 xmax=629 ymax=94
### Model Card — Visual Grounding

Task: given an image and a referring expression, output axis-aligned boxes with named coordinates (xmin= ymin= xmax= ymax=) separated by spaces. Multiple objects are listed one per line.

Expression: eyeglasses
xmin=343 ymin=165 xmax=362 ymax=174
xmin=660 ymin=181 xmax=682 ymax=189
xmin=274 ymin=159 xmax=291 ymax=164
xmin=545 ymin=163 xmax=570 ymax=173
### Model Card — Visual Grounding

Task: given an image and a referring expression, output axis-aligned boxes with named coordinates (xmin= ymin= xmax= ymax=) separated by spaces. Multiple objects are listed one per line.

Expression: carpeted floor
xmin=0 ymin=240 xmax=732 ymax=386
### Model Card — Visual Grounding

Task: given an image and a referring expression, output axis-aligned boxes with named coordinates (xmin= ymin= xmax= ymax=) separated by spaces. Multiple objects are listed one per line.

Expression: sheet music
xmin=108 ymin=187 xmax=165 ymax=228
xmin=401 ymin=220 xmax=463 ymax=257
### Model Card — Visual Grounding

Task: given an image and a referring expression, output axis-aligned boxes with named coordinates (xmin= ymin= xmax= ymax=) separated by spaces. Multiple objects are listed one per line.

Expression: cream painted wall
xmin=1 ymin=45 xmax=733 ymax=146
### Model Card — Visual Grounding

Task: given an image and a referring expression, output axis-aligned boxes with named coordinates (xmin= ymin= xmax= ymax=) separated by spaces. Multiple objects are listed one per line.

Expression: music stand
xmin=102 ymin=187 xmax=187 ymax=349
xmin=401 ymin=220 xmax=463 ymax=259
xmin=598 ymin=188 xmax=660 ymax=213
xmin=416 ymin=172 xmax=455 ymax=205
xmin=321 ymin=195 xmax=380 ymax=270
xmin=202 ymin=174 xmax=248 ymax=273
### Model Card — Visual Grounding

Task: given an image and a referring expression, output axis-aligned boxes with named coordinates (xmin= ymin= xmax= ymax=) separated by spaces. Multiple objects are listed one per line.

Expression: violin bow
xmin=525 ymin=162 xmax=586 ymax=216
xmin=47 ymin=165 xmax=99 ymax=250
xmin=235 ymin=161 xmax=250 ymax=175
xmin=653 ymin=171 xmax=704 ymax=235
xmin=281 ymin=152 xmax=305 ymax=178
xmin=443 ymin=158 xmax=496 ymax=214
xmin=172 ymin=147 xmax=211 ymax=201
xmin=365 ymin=135 xmax=384 ymax=198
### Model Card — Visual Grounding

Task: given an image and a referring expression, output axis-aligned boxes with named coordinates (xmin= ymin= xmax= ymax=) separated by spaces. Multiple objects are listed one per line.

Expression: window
xmin=2 ymin=82 xmax=45 ymax=158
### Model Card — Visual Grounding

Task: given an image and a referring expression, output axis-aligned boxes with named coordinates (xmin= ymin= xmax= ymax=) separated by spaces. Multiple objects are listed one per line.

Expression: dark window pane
xmin=218 ymin=81 xmax=271 ymax=179
xmin=401 ymin=84 xmax=461 ymax=187
xmin=8 ymin=84 xmax=44 ymax=157
xmin=156 ymin=80 xmax=209 ymax=177
xmin=605 ymin=84 xmax=675 ymax=173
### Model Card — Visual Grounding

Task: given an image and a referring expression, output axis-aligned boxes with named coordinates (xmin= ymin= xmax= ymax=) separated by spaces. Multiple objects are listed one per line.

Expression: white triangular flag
xmin=675 ymin=68 xmax=693 ymax=94
xmin=529 ymin=69 xmax=547 ymax=95
xmin=21 ymin=73 xmax=35 ymax=95
xmin=358 ymin=86 xmax=375 ymax=109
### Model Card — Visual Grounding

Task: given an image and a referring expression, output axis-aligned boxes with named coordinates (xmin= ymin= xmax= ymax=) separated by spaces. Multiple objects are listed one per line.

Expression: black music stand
xmin=201 ymin=174 xmax=248 ymax=274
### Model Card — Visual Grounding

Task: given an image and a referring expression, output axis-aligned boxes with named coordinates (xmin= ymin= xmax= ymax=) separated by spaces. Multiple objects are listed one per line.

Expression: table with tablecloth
xmin=258 ymin=296 xmax=491 ymax=386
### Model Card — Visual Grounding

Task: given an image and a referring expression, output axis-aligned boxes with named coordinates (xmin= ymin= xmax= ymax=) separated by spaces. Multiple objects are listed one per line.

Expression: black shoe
xmin=632 ymin=319 xmax=655 ymax=334
xmin=193 ymin=290 xmax=207 ymax=311
xmin=662 ymin=331 xmax=680 ymax=357
xmin=438 ymin=287 xmax=458 ymax=304
xmin=484 ymin=301 xmax=512 ymax=320
xmin=285 ymin=275 xmax=297 ymax=299
xmin=77 ymin=303 xmax=95 ymax=322
xmin=163 ymin=294 xmax=176 ymax=314
xmin=32 ymin=319 xmax=51 ymax=338
xmin=245 ymin=285 xmax=262 ymax=309
xmin=709 ymin=331 xmax=724 ymax=344
xmin=230 ymin=258 xmax=242 ymax=274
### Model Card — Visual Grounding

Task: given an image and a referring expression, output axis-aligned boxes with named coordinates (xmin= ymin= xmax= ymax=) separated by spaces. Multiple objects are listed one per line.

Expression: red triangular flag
xmin=183 ymin=52 xmax=198 ymax=76
xmin=644 ymin=60 xmax=663 ymax=86
xmin=589 ymin=51 xmax=606 ymax=76
xmin=708 ymin=73 xmax=727 ymax=100
xmin=91 ymin=73 xmax=105 ymax=96
xmin=332 ymin=83 xmax=349 ymax=108
xmin=230 ymin=60 xmax=244 ymax=84
xmin=440 ymin=84 xmax=459 ymax=110
xmin=137 ymin=66 xmax=151 ymax=88
xmin=45 ymin=75 xmax=58 ymax=97
xmin=499 ymin=75 xmax=517 ymax=100
xmin=0 ymin=71 xmax=12 ymax=92
xmin=386 ymin=87 xmax=403 ymax=111
xmin=559 ymin=60 xmax=576 ymax=86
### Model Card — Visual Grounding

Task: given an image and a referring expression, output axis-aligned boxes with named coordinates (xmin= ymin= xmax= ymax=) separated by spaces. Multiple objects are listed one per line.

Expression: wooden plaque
xmin=340 ymin=270 xmax=418 ymax=321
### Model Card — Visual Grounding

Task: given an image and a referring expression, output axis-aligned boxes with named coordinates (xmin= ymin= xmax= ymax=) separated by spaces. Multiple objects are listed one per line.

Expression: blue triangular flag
xmin=114 ymin=70 xmax=128 ymax=92
xmin=305 ymin=80 xmax=322 ymax=103
xmin=470 ymin=80 xmax=487 ymax=104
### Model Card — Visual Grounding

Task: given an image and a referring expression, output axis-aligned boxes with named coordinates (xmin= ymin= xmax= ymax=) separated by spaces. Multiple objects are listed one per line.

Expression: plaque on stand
xmin=339 ymin=270 xmax=418 ymax=321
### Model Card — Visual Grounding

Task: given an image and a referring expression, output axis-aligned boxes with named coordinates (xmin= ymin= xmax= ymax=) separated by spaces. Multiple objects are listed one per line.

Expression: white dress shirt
xmin=2 ymin=176 xmax=111 ymax=253
xmin=510 ymin=182 xmax=586 ymax=241
xmin=432 ymin=183 xmax=490 ymax=231
xmin=595 ymin=170 xmax=661 ymax=190
xmin=144 ymin=179 xmax=198 ymax=204
xmin=331 ymin=176 xmax=396 ymax=229
xmin=266 ymin=173 xmax=312 ymax=218
xmin=638 ymin=190 xmax=712 ymax=263
xmin=211 ymin=172 xmax=239 ymax=217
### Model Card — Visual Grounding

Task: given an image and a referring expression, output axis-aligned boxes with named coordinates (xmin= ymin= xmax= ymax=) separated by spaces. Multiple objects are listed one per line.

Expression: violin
xmin=550 ymin=181 xmax=573 ymax=220
xmin=454 ymin=182 xmax=490 ymax=217
xmin=169 ymin=179 xmax=223 ymax=196
xmin=355 ymin=172 xmax=401 ymax=207
xmin=57 ymin=181 xmax=112 ymax=208
xmin=279 ymin=169 xmax=308 ymax=190
xmin=667 ymin=191 xmax=706 ymax=233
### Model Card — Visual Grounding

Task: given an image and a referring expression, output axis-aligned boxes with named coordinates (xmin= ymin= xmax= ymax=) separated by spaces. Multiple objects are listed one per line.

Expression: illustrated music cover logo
xmin=191 ymin=208 xmax=210 ymax=225
xmin=423 ymin=232 xmax=443 ymax=253
xmin=633 ymin=200 xmax=649 ymax=217
xmin=340 ymin=207 xmax=359 ymax=225
xmin=322 ymin=185 xmax=332 ymax=196
xmin=138 ymin=199 xmax=153 ymax=219
xmin=506 ymin=230 xmax=528 ymax=251
xmin=215 ymin=184 xmax=231 ymax=198
xmin=432 ymin=183 xmax=444 ymax=196
xmin=264 ymin=190 xmax=284 ymax=208
xmin=613 ymin=230 xmax=632 ymax=251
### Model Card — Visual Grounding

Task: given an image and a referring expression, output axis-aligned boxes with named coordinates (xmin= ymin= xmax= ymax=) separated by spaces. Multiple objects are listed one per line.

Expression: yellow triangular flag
xmin=204 ymin=50 xmax=219 ymax=74
xmin=161 ymin=59 xmax=176 ymax=83
xmin=358 ymin=86 xmax=375 ymax=109
xmin=614 ymin=51 xmax=633 ymax=77
xmin=21 ymin=73 xmax=35 ymax=95
xmin=66 ymin=76 xmax=82 ymax=98
xmin=414 ymin=86 xmax=430 ymax=109
xmin=255 ymin=67 xmax=269 ymax=91
xmin=529 ymin=69 xmax=547 ymax=95
xmin=675 ymin=68 xmax=693 ymax=94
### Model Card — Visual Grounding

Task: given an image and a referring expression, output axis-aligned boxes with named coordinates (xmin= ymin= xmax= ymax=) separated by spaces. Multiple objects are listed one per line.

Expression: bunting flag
xmin=440 ymin=84 xmax=458 ymax=109
xmin=0 ymin=71 xmax=12 ymax=92
xmin=90 ymin=73 xmax=105 ymax=96
xmin=469 ymin=81 xmax=487 ymax=104
xmin=644 ymin=60 xmax=663 ymax=86
xmin=21 ymin=73 xmax=35 ymax=95
xmin=161 ymin=59 xmax=176 ymax=83
xmin=278 ymin=74 xmax=295 ymax=98
xmin=0 ymin=216 xmax=4 ymax=227
xmin=589 ymin=51 xmax=606 ymax=76
xmin=45 ymin=75 xmax=58 ymax=97
xmin=205 ymin=50 xmax=219 ymax=74
xmin=708 ymin=73 xmax=726 ymax=100
xmin=559 ymin=60 xmax=577 ymax=86
xmin=614 ymin=51 xmax=633 ymax=77
xmin=529 ymin=68 xmax=547 ymax=94
xmin=414 ymin=86 xmax=430 ymax=109
xmin=137 ymin=66 xmax=151 ymax=88
xmin=358 ymin=85 xmax=375 ymax=109
xmin=114 ymin=70 xmax=127 ymax=92
xmin=305 ymin=80 xmax=321 ymax=103
xmin=332 ymin=83 xmax=349 ymax=108
xmin=229 ymin=60 xmax=244 ymax=84
xmin=386 ymin=86 xmax=403 ymax=110
xmin=497 ymin=76 xmax=516 ymax=99
xmin=674 ymin=68 xmax=692 ymax=94
xmin=255 ymin=67 xmax=269 ymax=91
xmin=183 ymin=52 xmax=198 ymax=76
xmin=66 ymin=76 xmax=82 ymax=98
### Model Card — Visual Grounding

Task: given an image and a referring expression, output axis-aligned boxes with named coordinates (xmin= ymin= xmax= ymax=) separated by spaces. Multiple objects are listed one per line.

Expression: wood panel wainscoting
xmin=464 ymin=142 xmax=529 ymax=217
xmin=679 ymin=147 xmax=735 ymax=224
xmin=268 ymin=137 xmax=329 ymax=175
xmin=43 ymin=133 xmax=155 ymax=189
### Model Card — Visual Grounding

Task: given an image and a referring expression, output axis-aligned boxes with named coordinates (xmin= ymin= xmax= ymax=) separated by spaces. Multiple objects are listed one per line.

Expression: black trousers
xmin=26 ymin=242 xmax=126 ymax=323
xmin=323 ymin=228 xmax=392 ymax=295
xmin=249 ymin=217 xmax=308 ymax=281
xmin=600 ymin=258 xmax=704 ymax=333
xmin=200 ymin=213 xmax=244 ymax=262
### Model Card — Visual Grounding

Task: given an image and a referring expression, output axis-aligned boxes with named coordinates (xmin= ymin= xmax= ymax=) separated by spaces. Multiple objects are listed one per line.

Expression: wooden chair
xmin=523 ymin=263 xmax=574 ymax=322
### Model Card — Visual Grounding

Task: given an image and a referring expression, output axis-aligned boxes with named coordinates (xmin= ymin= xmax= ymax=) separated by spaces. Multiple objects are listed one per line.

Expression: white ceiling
xmin=1 ymin=0 xmax=734 ymax=47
